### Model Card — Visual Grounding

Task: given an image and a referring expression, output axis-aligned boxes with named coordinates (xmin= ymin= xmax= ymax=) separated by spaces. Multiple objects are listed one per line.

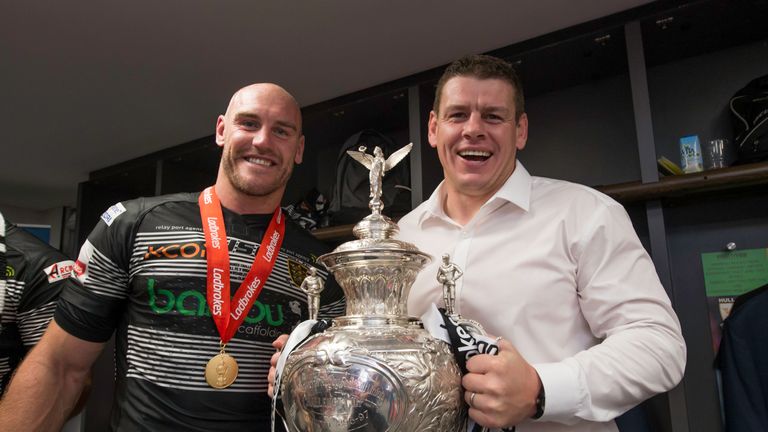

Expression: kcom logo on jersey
xmin=144 ymin=242 xmax=207 ymax=260
xmin=143 ymin=239 xmax=261 ymax=260
xmin=146 ymin=278 xmax=287 ymax=326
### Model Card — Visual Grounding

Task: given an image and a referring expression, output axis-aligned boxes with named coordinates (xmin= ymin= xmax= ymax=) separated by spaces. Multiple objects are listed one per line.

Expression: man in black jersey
xmin=0 ymin=211 xmax=76 ymax=395
xmin=0 ymin=83 xmax=346 ymax=431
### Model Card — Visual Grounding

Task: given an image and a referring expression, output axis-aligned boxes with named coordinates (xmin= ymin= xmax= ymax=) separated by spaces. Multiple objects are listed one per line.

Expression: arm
xmin=462 ymin=200 xmax=686 ymax=428
xmin=6 ymin=222 xmax=73 ymax=351
xmin=534 ymin=202 xmax=686 ymax=424
xmin=453 ymin=265 xmax=463 ymax=280
xmin=0 ymin=321 xmax=104 ymax=431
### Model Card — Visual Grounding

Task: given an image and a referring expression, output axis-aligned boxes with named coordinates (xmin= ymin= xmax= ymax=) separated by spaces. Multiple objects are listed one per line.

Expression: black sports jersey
xmin=1 ymin=217 xmax=74 ymax=394
xmin=54 ymin=193 xmax=346 ymax=431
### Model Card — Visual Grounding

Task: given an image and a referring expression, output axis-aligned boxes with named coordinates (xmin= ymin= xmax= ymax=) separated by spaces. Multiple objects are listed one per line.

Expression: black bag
xmin=282 ymin=188 xmax=329 ymax=231
xmin=328 ymin=130 xmax=411 ymax=225
xmin=730 ymin=74 xmax=768 ymax=164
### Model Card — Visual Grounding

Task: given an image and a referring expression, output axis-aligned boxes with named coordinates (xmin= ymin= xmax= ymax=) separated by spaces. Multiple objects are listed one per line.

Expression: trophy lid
xmin=317 ymin=209 xmax=430 ymax=320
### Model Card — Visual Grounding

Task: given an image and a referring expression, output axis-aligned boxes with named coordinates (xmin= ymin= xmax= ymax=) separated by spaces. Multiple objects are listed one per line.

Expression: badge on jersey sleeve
xmin=44 ymin=260 xmax=76 ymax=283
xmin=100 ymin=203 xmax=127 ymax=226
xmin=73 ymin=240 xmax=96 ymax=282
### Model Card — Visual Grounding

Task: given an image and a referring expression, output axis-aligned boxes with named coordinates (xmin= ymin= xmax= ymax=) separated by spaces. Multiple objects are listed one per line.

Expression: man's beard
xmin=222 ymin=148 xmax=292 ymax=197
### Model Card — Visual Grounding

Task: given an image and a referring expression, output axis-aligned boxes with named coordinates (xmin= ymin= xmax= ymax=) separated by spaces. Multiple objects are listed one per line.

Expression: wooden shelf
xmin=311 ymin=223 xmax=357 ymax=242
xmin=312 ymin=161 xmax=768 ymax=242
xmin=598 ymin=161 xmax=768 ymax=203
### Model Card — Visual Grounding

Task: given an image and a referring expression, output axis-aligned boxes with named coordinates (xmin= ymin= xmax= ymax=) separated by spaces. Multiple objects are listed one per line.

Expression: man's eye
xmin=242 ymin=120 xmax=260 ymax=129
xmin=274 ymin=128 xmax=290 ymax=137
xmin=447 ymin=112 xmax=467 ymax=120
xmin=484 ymin=114 xmax=503 ymax=122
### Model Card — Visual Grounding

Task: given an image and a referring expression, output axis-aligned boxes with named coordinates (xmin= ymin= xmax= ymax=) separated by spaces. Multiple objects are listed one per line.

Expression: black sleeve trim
xmin=54 ymin=295 xmax=117 ymax=343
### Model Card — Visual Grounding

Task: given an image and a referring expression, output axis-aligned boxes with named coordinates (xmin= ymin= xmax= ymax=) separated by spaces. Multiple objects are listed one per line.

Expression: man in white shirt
xmin=398 ymin=54 xmax=686 ymax=431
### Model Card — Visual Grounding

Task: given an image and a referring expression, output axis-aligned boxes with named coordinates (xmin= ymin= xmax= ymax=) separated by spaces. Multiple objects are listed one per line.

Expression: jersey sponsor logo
xmin=4 ymin=265 xmax=13 ymax=278
xmin=142 ymin=239 xmax=263 ymax=261
xmin=100 ymin=202 xmax=127 ymax=226
xmin=73 ymin=260 xmax=87 ymax=277
xmin=43 ymin=260 xmax=76 ymax=283
xmin=288 ymin=300 xmax=301 ymax=315
xmin=74 ymin=240 xmax=95 ymax=281
xmin=144 ymin=242 xmax=206 ymax=260
xmin=146 ymin=278 xmax=290 ymax=326
xmin=237 ymin=321 xmax=283 ymax=339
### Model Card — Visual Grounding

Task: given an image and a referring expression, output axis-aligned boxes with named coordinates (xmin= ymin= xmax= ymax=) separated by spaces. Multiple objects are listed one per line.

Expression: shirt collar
xmin=417 ymin=160 xmax=532 ymax=226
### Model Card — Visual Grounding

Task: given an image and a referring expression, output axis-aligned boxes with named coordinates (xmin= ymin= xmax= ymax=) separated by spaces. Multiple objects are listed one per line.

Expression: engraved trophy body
xmin=280 ymin=144 xmax=467 ymax=431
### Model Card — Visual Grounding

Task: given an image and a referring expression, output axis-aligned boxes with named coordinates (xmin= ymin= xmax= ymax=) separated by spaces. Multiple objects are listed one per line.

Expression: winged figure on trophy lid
xmin=346 ymin=143 xmax=413 ymax=215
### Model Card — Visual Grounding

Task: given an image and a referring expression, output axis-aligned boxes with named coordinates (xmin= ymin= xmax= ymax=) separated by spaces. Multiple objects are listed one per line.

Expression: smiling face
xmin=215 ymin=84 xmax=304 ymax=211
xmin=429 ymin=76 xmax=528 ymax=205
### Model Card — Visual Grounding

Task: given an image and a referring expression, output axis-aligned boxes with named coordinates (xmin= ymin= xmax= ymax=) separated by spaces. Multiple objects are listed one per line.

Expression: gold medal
xmin=205 ymin=350 xmax=239 ymax=389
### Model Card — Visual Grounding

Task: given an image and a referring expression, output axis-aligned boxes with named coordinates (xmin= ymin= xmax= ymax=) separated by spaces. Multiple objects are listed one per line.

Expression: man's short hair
xmin=433 ymin=54 xmax=525 ymax=120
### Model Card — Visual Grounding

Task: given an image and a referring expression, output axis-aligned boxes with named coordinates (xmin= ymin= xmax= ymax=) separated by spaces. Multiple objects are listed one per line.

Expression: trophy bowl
xmin=279 ymin=146 xmax=467 ymax=431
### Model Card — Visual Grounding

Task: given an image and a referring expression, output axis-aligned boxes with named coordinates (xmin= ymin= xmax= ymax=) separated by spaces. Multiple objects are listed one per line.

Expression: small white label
xmin=101 ymin=203 xmax=127 ymax=226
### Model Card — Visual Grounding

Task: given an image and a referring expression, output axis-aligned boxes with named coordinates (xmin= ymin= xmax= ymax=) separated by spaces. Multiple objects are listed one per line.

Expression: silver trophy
xmin=280 ymin=143 xmax=467 ymax=431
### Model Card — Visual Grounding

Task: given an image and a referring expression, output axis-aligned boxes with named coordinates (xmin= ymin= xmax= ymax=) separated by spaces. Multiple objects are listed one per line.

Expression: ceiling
xmin=1 ymin=0 xmax=655 ymax=211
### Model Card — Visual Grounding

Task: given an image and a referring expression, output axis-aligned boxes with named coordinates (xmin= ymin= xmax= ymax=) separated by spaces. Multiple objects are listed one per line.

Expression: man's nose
xmin=251 ymin=127 xmax=270 ymax=147
xmin=462 ymin=112 xmax=485 ymax=140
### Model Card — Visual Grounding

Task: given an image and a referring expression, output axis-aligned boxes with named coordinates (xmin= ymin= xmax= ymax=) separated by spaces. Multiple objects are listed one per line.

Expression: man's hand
xmin=461 ymin=338 xmax=541 ymax=428
xmin=267 ymin=334 xmax=289 ymax=398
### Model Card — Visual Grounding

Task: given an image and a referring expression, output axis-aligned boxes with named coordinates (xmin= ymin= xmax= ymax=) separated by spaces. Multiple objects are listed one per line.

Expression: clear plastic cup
xmin=705 ymin=139 xmax=727 ymax=169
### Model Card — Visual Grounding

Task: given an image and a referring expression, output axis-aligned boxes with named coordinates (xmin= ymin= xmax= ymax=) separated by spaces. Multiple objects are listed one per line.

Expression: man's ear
xmin=294 ymin=135 xmax=305 ymax=164
xmin=215 ymin=115 xmax=226 ymax=147
xmin=515 ymin=113 xmax=528 ymax=151
xmin=428 ymin=111 xmax=438 ymax=149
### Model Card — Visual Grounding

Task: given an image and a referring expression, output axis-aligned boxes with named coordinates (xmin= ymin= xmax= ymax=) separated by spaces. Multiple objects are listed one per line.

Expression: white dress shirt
xmin=398 ymin=162 xmax=686 ymax=432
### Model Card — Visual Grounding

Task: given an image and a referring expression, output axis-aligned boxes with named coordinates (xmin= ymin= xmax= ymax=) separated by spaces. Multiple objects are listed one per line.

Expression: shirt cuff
xmin=532 ymin=360 xmax=586 ymax=423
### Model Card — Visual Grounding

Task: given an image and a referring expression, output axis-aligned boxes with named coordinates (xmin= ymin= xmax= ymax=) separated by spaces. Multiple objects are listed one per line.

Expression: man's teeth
xmin=245 ymin=157 xmax=271 ymax=166
xmin=458 ymin=150 xmax=491 ymax=157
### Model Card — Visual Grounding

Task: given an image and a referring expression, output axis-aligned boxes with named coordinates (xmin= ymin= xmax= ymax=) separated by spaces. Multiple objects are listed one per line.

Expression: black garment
xmin=54 ymin=193 xmax=346 ymax=431
xmin=717 ymin=283 xmax=768 ymax=432
xmin=1 ymin=217 xmax=73 ymax=394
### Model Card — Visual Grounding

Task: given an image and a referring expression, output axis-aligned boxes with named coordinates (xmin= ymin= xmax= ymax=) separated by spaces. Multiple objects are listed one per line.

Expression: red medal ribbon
xmin=199 ymin=186 xmax=285 ymax=344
